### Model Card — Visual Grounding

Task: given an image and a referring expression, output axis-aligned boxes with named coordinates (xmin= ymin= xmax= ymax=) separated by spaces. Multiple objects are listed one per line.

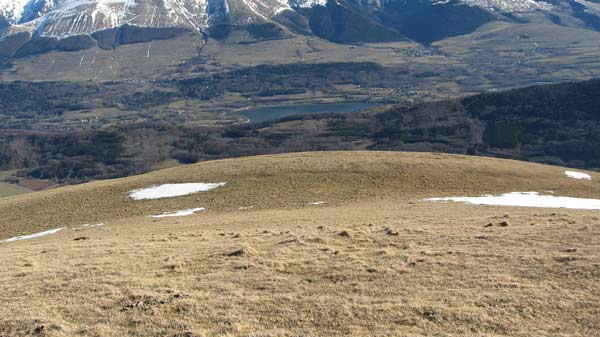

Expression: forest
xmin=1 ymin=79 xmax=599 ymax=184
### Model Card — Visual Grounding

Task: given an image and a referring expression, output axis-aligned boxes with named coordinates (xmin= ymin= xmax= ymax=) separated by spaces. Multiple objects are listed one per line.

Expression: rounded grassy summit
xmin=0 ymin=151 xmax=599 ymax=336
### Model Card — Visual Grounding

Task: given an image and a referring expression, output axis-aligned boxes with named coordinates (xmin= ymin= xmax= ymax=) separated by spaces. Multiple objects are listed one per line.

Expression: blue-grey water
xmin=236 ymin=102 xmax=378 ymax=123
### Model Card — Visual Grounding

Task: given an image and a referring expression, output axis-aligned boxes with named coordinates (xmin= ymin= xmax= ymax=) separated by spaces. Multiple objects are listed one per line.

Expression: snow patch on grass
xmin=81 ymin=223 xmax=104 ymax=228
xmin=151 ymin=208 xmax=206 ymax=218
xmin=565 ymin=171 xmax=592 ymax=180
xmin=2 ymin=228 xmax=65 ymax=243
xmin=426 ymin=192 xmax=600 ymax=210
xmin=129 ymin=183 xmax=226 ymax=200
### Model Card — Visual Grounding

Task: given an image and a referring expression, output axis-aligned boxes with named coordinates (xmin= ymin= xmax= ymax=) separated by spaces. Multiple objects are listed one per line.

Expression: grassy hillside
xmin=1 ymin=151 xmax=599 ymax=239
xmin=1 ymin=152 xmax=599 ymax=336
xmin=0 ymin=181 xmax=31 ymax=198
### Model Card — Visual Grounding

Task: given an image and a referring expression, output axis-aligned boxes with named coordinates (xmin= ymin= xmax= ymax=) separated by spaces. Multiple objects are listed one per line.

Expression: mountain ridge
xmin=2 ymin=0 xmax=600 ymax=58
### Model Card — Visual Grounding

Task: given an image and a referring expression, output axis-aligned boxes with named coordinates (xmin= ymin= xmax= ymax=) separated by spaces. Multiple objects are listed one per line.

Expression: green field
xmin=0 ymin=182 xmax=31 ymax=198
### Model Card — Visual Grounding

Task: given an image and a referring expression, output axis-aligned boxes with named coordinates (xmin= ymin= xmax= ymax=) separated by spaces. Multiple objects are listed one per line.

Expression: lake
xmin=235 ymin=102 xmax=379 ymax=123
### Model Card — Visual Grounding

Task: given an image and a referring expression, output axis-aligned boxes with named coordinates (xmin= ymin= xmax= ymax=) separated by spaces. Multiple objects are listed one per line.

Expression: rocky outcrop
xmin=5 ymin=25 xmax=194 ymax=58
xmin=92 ymin=25 xmax=192 ymax=50
xmin=14 ymin=36 xmax=59 ymax=57
xmin=0 ymin=31 xmax=30 ymax=57
xmin=56 ymin=35 xmax=97 ymax=52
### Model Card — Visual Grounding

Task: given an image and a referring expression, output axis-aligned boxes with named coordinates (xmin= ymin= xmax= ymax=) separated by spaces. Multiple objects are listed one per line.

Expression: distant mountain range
xmin=1 ymin=0 xmax=600 ymax=57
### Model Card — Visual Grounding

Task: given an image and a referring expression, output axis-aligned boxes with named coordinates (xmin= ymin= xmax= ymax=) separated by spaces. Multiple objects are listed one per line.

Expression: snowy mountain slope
xmin=0 ymin=0 xmax=34 ymax=24
xmin=0 ymin=0 xmax=59 ymax=24
xmin=457 ymin=0 xmax=554 ymax=12
xmin=1 ymin=0 xmax=600 ymax=58
xmin=290 ymin=0 xmax=327 ymax=8
xmin=2 ymin=0 xmax=210 ymax=37
xmin=1 ymin=0 xmax=289 ymax=36
xmin=0 ymin=0 xmax=567 ymax=35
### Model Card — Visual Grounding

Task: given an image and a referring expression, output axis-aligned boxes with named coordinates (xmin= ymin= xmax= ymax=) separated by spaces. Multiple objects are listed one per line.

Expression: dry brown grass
xmin=1 ymin=152 xmax=599 ymax=336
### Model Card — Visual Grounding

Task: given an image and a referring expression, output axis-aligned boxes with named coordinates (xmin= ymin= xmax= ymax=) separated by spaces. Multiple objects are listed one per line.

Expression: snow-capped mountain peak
xmin=1 ymin=0 xmax=599 ymax=59
xmin=0 ymin=0 xmax=36 ymax=24
xmin=0 ymin=0 xmax=565 ymax=33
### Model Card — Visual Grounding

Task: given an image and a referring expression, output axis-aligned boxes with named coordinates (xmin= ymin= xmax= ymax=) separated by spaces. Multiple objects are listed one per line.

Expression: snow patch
xmin=289 ymin=0 xmax=327 ymax=8
xmin=452 ymin=0 xmax=553 ymax=12
xmin=151 ymin=207 xmax=206 ymax=218
xmin=129 ymin=182 xmax=226 ymax=200
xmin=81 ymin=223 xmax=104 ymax=228
xmin=565 ymin=170 xmax=592 ymax=180
xmin=2 ymin=227 xmax=66 ymax=243
xmin=0 ymin=0 xmax=32 ymax=24
xmin=426 ymin=192 xmax=600 ymax=210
